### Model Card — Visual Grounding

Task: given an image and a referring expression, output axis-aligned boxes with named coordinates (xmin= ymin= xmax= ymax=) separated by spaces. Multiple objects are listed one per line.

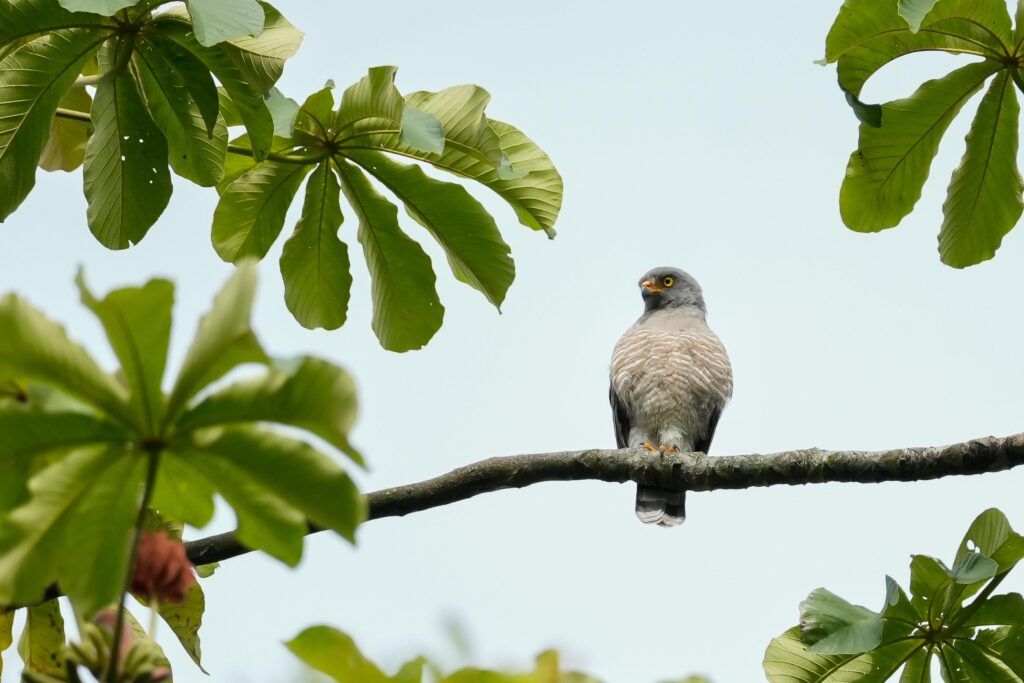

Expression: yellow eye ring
xmin=662 ymin=276 xmax=675 ymax=287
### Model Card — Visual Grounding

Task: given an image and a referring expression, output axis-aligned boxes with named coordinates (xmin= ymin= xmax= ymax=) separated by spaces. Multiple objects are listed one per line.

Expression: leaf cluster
xmin=823 ymin=0 xmax=1024 ymax=266
xmin=764 ymin=508 xmax=1024 ymax=681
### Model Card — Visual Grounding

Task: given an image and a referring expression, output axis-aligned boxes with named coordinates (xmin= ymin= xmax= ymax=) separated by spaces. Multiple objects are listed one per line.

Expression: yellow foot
xmin=659 ymin=444 xmax=680 ymax=453
xmin=641 ymin=442 xmax=658 ymax=452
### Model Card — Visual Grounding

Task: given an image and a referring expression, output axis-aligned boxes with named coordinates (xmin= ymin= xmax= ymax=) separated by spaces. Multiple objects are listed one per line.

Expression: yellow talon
xmin=659 ymin=444 xmax=680 ymax=453
xmin=641 ymin=442 xmax=658 ymax=452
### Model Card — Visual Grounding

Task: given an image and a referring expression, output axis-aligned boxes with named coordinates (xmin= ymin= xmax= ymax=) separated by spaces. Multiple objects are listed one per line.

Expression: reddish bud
xmin=131 ymin=531 xmax=196 ymax=604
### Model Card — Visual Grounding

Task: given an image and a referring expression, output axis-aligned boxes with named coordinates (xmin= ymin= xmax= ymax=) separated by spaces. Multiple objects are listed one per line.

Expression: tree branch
xmin=183 ymin=432 xmax=1024 ymax=566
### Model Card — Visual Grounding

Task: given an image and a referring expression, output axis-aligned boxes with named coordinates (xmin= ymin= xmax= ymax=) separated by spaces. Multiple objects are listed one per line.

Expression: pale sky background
xmin=4 ymin=1 xmax=1024 ymax=681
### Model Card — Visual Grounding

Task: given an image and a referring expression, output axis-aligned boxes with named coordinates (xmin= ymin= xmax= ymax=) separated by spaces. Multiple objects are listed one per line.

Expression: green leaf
xmin=0 ymin=410 xmax=125 ymax=514
xmin=278 ymin=162 xmax=351 ymax=332
xmin=334 ymin=65 xmax=404 ymax=133
xmin=75 ymin=272 xmax=174 ymax=435
xmin=840 ymin=60 xmax=999 ymax=232
xmin=212 ymin=158 xmax=311 ymax=261
xmin=799 ymin=588 xmax=884 ymax=655
xmin=188 ymin=427 xmax=363 ymax=541
xmin=142 ymin=34 xmax=220 ymax=136
xmin=900 ymin=648 xmax=932 ymax=683
xmin=941 ymin=638 xmax=1021 ymax=681
xmin=973 ymin=626 xmax=1024 ymax=676
xmin=0 ymin=294 xmax=131 ymax=426
xmin=149 ymin=21 xmax=274 ymax=157
xmin=0 ymin=610 xmax=12 ymax=678
xmin=351 ymin=151 xmax=514 ymax=309
xmin=763 ymin=626 xmax=924 ymax=683
xmin=341 ymin=85 xmax=563 ymax=234
xmin=0 ymin=0 xmax=112 ymax=47
xmin=401 ymin=105 xmax=445 ymax=154
xmin=939 ymin=72 xmax=1023 ymax=267
xmin=165 ymin=260 xmax=268 ymax=423
xmin=910 ymin=555 xmax=957 ymax=618
xmin=286 ymin=626 xmax=390 ymax=683
xmin=185 ymin=0 xmax=264 ymax=47
xmin=842 ymin=85 xmax=882 ymax=127
xmin=956 ymin=508 xmax=1024 ymax=572
xmin=133 ymin=37 xmax=228 ymax=187
xmin=293 ymin=84 xmax=334 ymax=141
xmin=0 ymin=28 xmax=108 ymax=221
xmin=225 ymin=3 xmax=302 ymax=94
xmin=0 ymin=448 xmax=138 ymax=615
xmin=266 ymin=86 xmax=299 ymax=137
xmin=963 ymin=593 xmax=1024 ymax=627
xmin=176 ymin=355 xmax=361 ymax=464
xmin=157 ymin=581 xmax=207 ymax=673
xmin=898 ymin=0 xmax=940 ymax=31
xmin=18 ymin=599 xmax=64 ymax=676
xmin=58 ymin=0 xmax=140 ymax=15
xmin=151 ymin=450 xmax=216 ymax=527
xmin=84 ymin=45 xmax=173 ymax=249
xmin=947 ymin=552 xmax=999 ymax=584
xmin=174 ymin=446 xmax=306 ymax=565
xmin=824 ymin=0 xmax=1002 ymax=97
xmin=884 ymin=576 xmax=923 ymax=624
xmin=39 ymin=86 xmax=91 ymax=172
xmin=335 ymin=158 xmax=444 ymax=352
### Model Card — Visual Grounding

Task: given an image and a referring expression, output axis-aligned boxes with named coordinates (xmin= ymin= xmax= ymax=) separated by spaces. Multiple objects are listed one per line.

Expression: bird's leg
xmin=641 ymin=442 xmax=658 ymax=452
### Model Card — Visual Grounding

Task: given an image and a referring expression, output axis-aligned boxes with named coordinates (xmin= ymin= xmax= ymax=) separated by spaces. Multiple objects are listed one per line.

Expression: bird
xmin=609 ymin=267 xmax=733 ymax=527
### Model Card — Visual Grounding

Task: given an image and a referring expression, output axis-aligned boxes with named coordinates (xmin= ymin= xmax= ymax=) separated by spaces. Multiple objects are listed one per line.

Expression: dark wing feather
xmin=693 ymin=405 xmax=723 ymax=454
xmin=609 ymin=383 xmax=631 ymax=449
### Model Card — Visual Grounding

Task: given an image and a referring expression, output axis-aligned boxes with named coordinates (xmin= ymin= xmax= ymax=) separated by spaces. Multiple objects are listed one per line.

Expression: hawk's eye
xmin=662 ymin=276 xmax=675 ymax=287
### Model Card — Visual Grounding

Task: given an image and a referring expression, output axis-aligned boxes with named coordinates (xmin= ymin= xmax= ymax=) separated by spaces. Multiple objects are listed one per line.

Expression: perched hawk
xmin=609 ymin=267 xmax=733 ymax=527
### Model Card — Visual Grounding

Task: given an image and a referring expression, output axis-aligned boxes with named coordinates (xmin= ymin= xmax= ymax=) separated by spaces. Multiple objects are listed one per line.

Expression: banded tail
xmin=635 ymin=485 xmax=686 ymax=527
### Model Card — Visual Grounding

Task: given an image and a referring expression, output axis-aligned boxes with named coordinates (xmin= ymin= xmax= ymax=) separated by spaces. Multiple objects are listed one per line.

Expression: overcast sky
xmin=4 ymin=1 xmax=1024 ymax=681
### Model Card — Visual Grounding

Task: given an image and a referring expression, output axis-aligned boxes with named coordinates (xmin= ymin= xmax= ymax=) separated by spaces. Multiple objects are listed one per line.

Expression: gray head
xmin=638 ymin=267 xmax=706 ymax=313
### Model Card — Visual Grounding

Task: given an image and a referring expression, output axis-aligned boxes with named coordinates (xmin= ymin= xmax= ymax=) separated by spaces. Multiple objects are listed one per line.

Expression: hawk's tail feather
xmin=635 ymin=485 xmax=686 ymax=527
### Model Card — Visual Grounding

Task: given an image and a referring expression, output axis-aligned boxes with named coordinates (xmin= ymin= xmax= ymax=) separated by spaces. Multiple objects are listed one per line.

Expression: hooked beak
xmin=640 ymin=279 xmax=662 ymax=296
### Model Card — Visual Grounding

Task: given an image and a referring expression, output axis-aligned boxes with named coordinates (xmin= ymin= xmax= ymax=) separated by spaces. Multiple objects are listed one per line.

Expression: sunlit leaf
xmin=186 ymin=0 xmax=264 ymax=47
xmin=39 ymin=87 xmax=91 ymax=172
xmin=18 ymin=599 xmax=64 ymax=676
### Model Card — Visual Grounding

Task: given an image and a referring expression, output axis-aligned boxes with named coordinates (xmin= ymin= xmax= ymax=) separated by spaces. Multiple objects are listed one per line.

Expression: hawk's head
xmin=638 ymin=267 xmax=705 ymax=313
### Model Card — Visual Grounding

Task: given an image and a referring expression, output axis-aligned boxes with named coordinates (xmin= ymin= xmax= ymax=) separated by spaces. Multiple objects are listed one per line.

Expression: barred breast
xmin=610 ymin=327 xmax=733 ymax=443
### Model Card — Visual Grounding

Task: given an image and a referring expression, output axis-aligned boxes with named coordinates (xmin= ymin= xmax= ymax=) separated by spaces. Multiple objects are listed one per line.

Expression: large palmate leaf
xmin=0 ymin=28 xmax=109 ymax=220
xmin=823 ymin=0 xmax=1024 ymax=266
xmin=210 ymin=67 xmax=561 ymax=349
xmin=764 ymin=508 xmax=1024 ymax=682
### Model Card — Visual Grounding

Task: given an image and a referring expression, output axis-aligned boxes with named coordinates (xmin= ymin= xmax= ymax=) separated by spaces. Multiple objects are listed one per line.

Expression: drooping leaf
xmin=335 ymin=158 xmax=444 ymax=352
xmin=176 ymin=355 xmax=361 ymax=462
xmin=149 ymin=20 xmax=274 ymax=157
xmin=0 ymin=294 xmax=131 ymax=426
xmin=840 ymin=60 xmax=999 ymax=231
xmin=84 ymin=45 xmax=173 ymax=249
xmin=156 ymin=581 xmax=207 ymax=673
xmin=141 ymin=34 xmax=220 ymax=136
xmin=0 ymin=610 xmax=12 ymax=677
xmin=340 ymin=85 xmax=562 ymax=234
xmin=164 ymin=260 xmax=268 ymax=423
xmin=898 ymin=0 xmax=940 ymax=31
xmin=39 ymin=86 xmax=91 ymax=172
xmin=939 ymin=70 xmax=1022 ymax=267
xmin=187 ymin=427 xmax=364 ymax=541
xmin=174 ymin=447 xmax=306 ymax=565
xmin=75 ymin=272 xmax=173 ymax=434
xmin=351 ymin=151 xmax=515 ymax=309
xmin=18 ymin=599 xmax=65 ymax=676
xmin=185 ymin=0 xmax=265 ymax=47
xmin=0 ymin=28 xmax=108 ymax=221
xmin=212 ymin=158 xmax=310 ymax=261
xmin=58 ymin=0 xmax=140 ymax=15
xmin=279 ymin=162 xmax=351 ymax=330
xmin=799 ymin=588 xmax=884 ymax=655
xmin=133 ymin=37 xmax=228 ymax=187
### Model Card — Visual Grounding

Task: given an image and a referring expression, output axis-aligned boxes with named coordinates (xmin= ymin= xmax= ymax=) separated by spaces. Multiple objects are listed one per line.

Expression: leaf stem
xmin=226 ymin=143 xmax=327 ymax=165
xmin=946 ymin=569 xmax=1010 ymax=632
xmin=1010 ymin=66 xmax=1024 ymax=95
xmin=105 ymin=449 xmax=161 ymax=683
xmin=55 ymin=108 xmax=93 ymax=123
xmin=73 ymin=34 xmax=135 ymax=89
